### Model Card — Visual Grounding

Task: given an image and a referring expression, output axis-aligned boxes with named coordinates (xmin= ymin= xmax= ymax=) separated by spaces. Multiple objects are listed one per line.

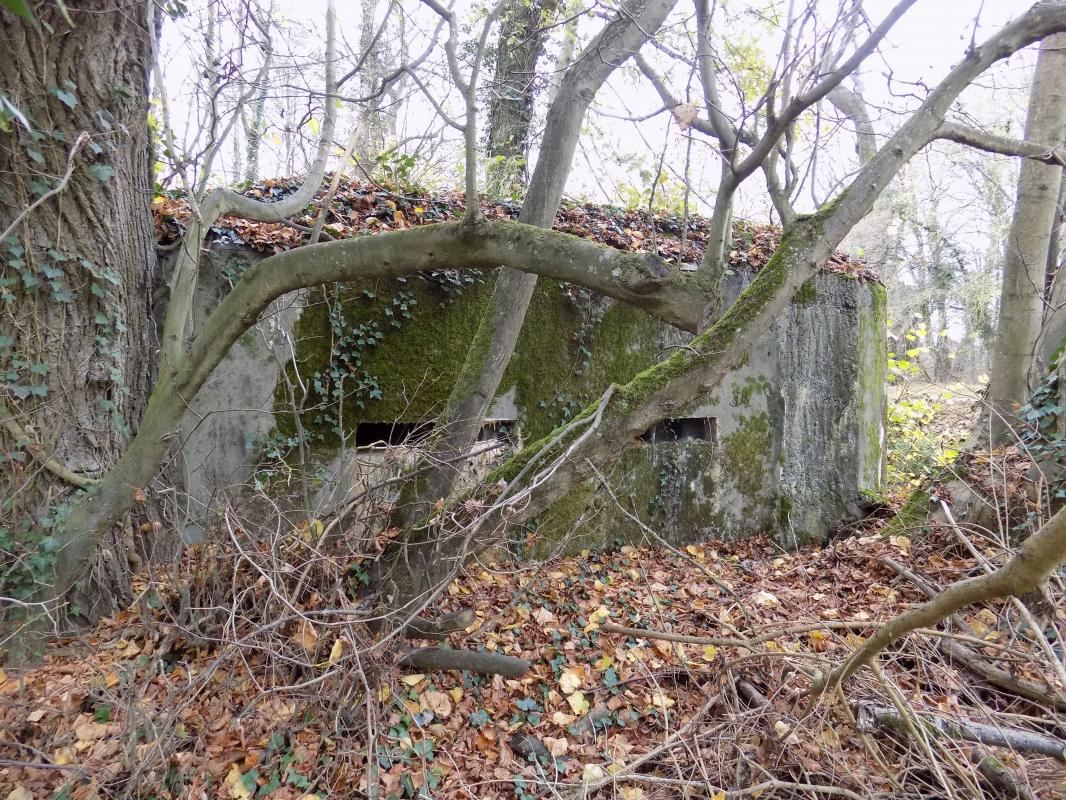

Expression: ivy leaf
xmin=50 ymin=86 xmax=77 ymax=109
xmin=1 ymin=0 xmax=33 ymax=21
xmin=87 ymin=163 xmax=114 ymax=182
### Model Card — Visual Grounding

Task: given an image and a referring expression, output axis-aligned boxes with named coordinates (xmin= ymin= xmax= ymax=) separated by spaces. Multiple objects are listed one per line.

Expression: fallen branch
xmin=813 ymin=502 xmax=1066 ymax=695
xmin=397 ymin=647 xmax=530 ymax=677
xmin=972 ymin=748 xmax=1038 ymax=800
xmin=569 ymin=692 xmax=720 ymax=798
xmin=882 ymin=556 xmax=1066 ymax=711
xmin=601 ymin=621 xmax=749 ymax=648
xmin=402 ymin=609 xmax=475 ymax=641
xmin=857 ymin=701 xmax=1066 ymax=761
xmin=601 ymin=619 xmax=877 ymax=649
xmin=939 ymin=634 xmax=1066 ymax=712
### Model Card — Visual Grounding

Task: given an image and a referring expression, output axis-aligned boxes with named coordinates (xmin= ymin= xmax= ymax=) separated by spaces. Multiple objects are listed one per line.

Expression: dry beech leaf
xmin=293 ymin=620 xmax=318 ymax=652
xmin=420 ymin=690 xmax=453 ymax=719
xmin=559 ymin=667 xmax=583 ymax=695
xmin=543 ymin=736 xmax=569 ymax=757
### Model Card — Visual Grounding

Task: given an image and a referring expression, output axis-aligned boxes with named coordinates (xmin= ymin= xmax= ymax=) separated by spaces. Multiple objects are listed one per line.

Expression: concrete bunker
xmin=166 ymin=200 xmax=887 ymax=552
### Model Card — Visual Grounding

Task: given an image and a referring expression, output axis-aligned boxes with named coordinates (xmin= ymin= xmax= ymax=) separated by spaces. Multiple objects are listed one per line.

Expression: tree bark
xmin=484 ymin=0 xmax=557 ymax=199
xmin=985 ymin=33 xmax=1066 ymax=445
xmin=0 ymin=0 xmax=157 ymax=618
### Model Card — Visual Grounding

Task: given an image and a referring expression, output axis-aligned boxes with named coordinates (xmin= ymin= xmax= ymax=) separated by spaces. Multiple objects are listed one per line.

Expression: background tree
xmin=984 ymin=33 xmax=1066 ymax=445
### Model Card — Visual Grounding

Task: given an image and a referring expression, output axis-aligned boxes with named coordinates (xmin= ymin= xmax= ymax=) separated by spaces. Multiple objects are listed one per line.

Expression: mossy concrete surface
xmin=178 ymin=245 xmax=887 ymax=552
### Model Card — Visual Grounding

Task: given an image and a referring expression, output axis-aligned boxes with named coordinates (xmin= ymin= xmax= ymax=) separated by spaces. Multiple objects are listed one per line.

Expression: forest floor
xmin=2 ymin=502 xmax=1065 ymax=799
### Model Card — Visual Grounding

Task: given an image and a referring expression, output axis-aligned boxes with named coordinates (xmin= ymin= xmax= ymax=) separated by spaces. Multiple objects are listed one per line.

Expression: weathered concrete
xmin=175 ymin=245 xmax=886 ymax=550
xmin=169 ymin=246 xmax=301 ymax=541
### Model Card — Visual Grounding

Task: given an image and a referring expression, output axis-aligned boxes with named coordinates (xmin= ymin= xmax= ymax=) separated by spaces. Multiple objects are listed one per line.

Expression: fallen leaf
xmin=752 ymin=590 xmax=780 ymax=607
xmin=582 ymin=764 xmax=606 ymax=783
xmin=567 ymin=690 xmax=589 ymax=714
xmin=420 ymin=690 xmax=453 ymax=719
xmin=543 ymin=736 xmax=569 ymax=757
xmin=649 ymin=691 xmax=674 ymax=710
xmin=326 ymin=638 xmax=344 ymax=666
xmin=294 ymin=620 xmax=318 ymax=652
xmin=559 ymin=667 xmax=583 ymax=695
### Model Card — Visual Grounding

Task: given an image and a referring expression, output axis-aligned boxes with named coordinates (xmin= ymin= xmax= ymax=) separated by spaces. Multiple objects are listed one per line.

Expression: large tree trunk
xmin=984 ymin=33 xmax=1066 ymax=446
xmin=0 ymin=0 xmax=157 ymax=622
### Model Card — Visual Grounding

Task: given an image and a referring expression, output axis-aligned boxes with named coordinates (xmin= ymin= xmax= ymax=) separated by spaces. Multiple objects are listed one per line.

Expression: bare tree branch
xmin=933 ymin=120 xmax=1066 ymax=166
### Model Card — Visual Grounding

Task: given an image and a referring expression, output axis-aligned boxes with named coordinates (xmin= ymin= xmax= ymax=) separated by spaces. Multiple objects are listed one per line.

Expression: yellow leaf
xmin=684 ymin=544 xmax=704 ymax=560
xmin=976 ymin=608 xmax=997 ymax=626
xmin=6 ymin=788 xmax=33 ymax=800
xmin=326 ymin=638 xmax=344 ymax=666
xmin=589 ymin=606 xmax=610 ymax=624
xmin=52 ymin=746 xmax=76 ymax=765
xmin=619 ymin=786 xmax=645 ymax=800
xmin=449 ymin=687 xmax=463 ymax=703
xmin=711 ymin=793 xmax=726 ymax=800
xmin=582 ymin=764 xmax=605 ymax=783
xmin=378 ymin=685 xmax=391 ymax=702
xmin=559 ymin=667 xmax=583 ymax=695
xmin=224 ymin=763 xmax=253 ymax=800
xmin=567 ymin=690 xmax=589 ymax=714
xmin=311 ymin=519 xmax=324 ymax=538
xmin=594 ymin=656 xmax=613 ymax=671
xmin=648 ymin=691 xmax=674 ymax=710
xmin=701 ymin=644 xmax=718 ymax=662
xmin=401 ymin=674 xmax=425 ymax=686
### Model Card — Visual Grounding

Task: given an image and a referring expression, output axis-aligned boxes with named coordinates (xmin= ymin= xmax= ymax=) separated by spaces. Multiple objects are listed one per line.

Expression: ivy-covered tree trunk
xmin=484 ymin=0 xmax=557 ymax=199
xmin=0 ymin=0 xmax=157 ymax=620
